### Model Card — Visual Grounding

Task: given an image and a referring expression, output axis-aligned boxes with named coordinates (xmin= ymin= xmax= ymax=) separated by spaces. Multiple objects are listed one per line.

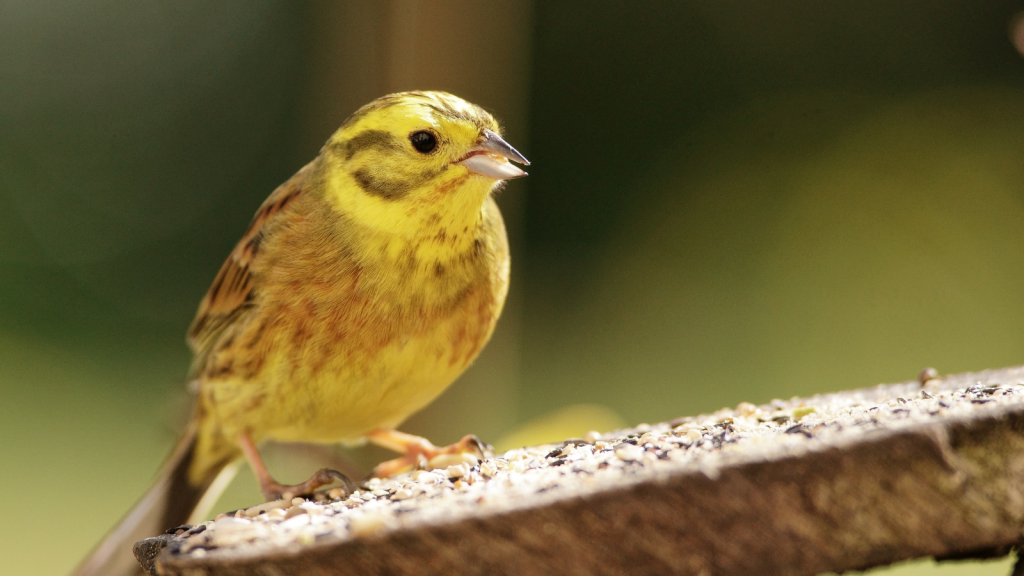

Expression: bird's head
xmin=319 ymin=91 xmax=528 ymax=239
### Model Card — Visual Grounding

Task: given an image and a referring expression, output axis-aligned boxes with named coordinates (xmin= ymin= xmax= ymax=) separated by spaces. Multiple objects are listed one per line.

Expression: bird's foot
xmin=367 ymin=430 xmax=491 ymax=478
xmin=259 ymin=468 xmax=352 ymax=501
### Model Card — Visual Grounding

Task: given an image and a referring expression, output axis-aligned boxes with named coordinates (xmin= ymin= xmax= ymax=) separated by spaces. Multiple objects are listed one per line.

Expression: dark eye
xmin=409 ymin=130 xmax=438 ymax=154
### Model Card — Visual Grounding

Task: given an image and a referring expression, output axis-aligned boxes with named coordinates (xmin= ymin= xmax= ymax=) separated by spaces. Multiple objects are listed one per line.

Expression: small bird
xmin=72 ymin=91 xmax=527 ymax=576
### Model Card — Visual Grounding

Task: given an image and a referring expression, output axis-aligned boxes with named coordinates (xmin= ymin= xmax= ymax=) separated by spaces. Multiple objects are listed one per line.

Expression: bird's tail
xmin=69 ymin=425 xmax=236 ymax=576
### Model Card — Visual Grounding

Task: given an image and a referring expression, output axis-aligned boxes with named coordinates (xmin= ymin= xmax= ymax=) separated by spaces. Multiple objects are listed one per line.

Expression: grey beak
xmin=457 ymin=130 xmax=530 ymax=180
xmin=477 ymin=129 xmax=530 ymax=166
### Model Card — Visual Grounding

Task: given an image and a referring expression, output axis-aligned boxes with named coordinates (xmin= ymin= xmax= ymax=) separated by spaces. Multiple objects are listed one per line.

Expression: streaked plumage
xmin=72 ymin=91 xmax=527 ymax=576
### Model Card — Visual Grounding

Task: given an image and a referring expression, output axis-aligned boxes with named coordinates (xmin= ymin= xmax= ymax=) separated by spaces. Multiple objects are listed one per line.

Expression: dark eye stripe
xmin=353 ymin=166 xmax=447 ymax=201
xmin=353 ymin=169 xmax=412 ymax=200
xmin=335 ymin=124 xmax=456 ymax=201
xmin=339 ymin=130 xmax=403 ymax=160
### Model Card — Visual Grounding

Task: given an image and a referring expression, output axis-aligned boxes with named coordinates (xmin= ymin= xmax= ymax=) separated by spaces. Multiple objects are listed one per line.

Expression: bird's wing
xmin=186 ymin=162 xmax=312 ymax=378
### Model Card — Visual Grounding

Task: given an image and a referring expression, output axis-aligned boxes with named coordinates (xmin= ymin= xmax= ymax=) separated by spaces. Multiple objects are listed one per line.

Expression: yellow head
xmin=317 ymin=91 xmax=528 ymax=240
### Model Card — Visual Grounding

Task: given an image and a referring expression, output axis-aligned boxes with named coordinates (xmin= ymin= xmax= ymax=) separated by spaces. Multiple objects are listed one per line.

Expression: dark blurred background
xmin=3 ymin=1 xmax=1024 ymax=574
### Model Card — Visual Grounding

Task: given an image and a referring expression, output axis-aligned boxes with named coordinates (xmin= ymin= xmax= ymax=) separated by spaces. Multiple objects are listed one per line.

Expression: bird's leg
xmin=238 ymin=433 xmax=352 ymax=501
xmin=365 ymin=428 xmax=491 ymax=478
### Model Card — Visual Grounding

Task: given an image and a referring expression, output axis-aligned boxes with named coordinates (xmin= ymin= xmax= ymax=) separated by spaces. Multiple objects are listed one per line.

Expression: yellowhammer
xmin=73 ymin=91 xmax=527 ymax=576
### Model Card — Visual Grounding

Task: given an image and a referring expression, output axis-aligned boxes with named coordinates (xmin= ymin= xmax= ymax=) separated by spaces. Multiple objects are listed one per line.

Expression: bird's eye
xmin=409 ymin=130 xmax=438 ymax=154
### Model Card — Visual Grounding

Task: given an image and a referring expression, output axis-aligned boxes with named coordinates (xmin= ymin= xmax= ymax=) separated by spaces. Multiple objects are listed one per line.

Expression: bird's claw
xmin=462 ymin=434 xmax=493 ymax=459
xmin=369 ymin=433 xmax=493 ymax=478
xmin=260 ymin=467 xmax=353 ymax=501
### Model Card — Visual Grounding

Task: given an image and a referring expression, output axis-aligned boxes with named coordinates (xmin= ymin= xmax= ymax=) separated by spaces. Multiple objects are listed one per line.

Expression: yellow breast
xmin=198 ymin=190 xmax=510 ymax=447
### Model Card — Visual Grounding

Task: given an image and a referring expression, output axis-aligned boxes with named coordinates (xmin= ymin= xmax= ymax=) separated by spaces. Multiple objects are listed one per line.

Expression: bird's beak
xmin=457 ymin=129 xmax=530 ymax=180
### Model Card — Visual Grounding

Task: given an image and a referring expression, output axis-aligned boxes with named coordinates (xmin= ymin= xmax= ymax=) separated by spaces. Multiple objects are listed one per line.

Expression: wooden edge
xmin=156 ymin=367 xmax=1024 ymax=576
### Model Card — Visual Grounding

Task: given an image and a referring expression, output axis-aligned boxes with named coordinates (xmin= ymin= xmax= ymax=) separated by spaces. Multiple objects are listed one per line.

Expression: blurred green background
xmin=3 ymin=1 xmax=1024 ymax=574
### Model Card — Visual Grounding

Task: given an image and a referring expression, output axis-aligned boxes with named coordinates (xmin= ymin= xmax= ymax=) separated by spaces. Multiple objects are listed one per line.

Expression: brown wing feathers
xmin=187 ymin=163 xmax=310 ymax=375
